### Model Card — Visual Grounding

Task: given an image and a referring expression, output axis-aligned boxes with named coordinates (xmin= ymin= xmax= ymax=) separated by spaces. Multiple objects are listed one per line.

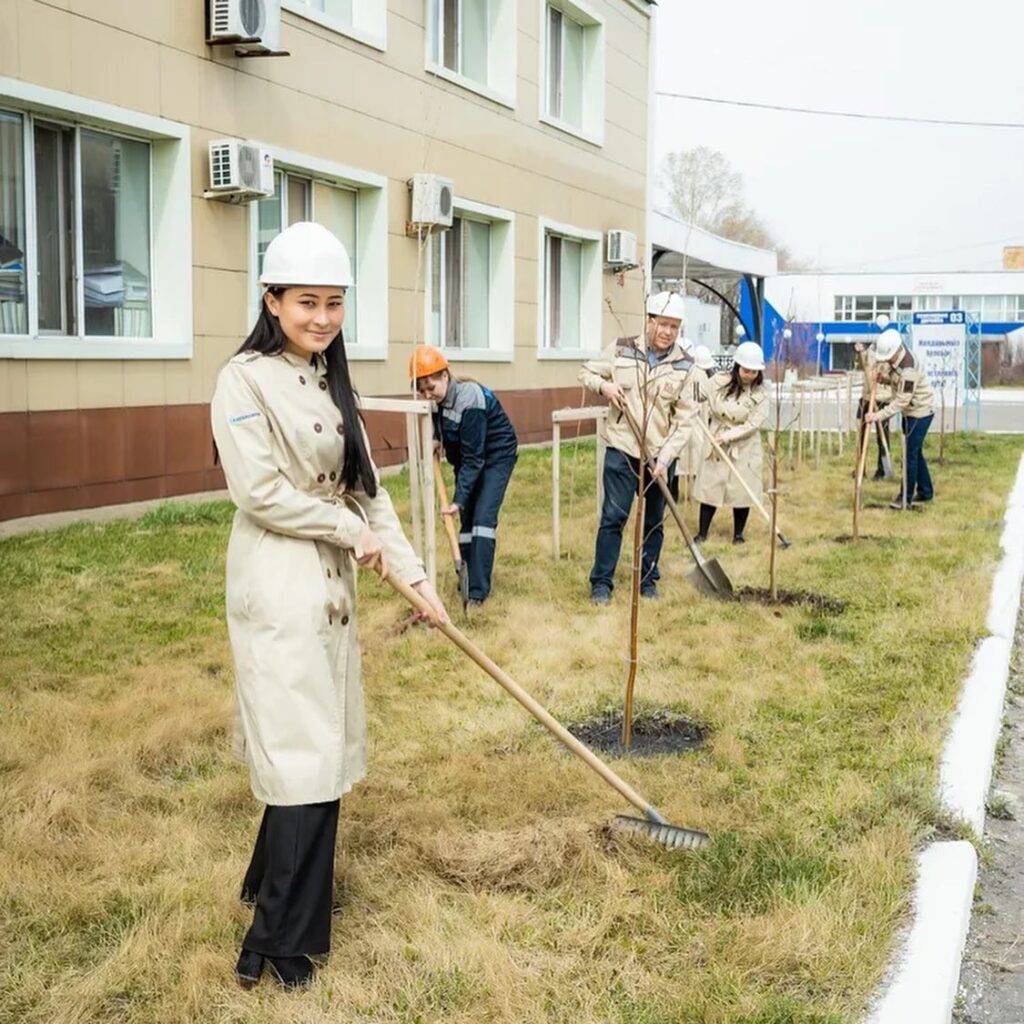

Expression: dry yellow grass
xmin=0 ymin=432 xmax=1020 ymax=1024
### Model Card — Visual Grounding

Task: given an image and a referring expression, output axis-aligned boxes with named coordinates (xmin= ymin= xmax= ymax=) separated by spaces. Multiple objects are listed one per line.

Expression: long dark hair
xmin=236 ymin=289 xmax=377 ymax=497
xmin=721 ymin=361 xmax=764 ymax=401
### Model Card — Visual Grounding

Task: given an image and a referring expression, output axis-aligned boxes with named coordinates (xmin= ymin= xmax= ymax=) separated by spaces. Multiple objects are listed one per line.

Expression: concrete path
xmin=956 ymin=607 xmax=1024 ymax=1024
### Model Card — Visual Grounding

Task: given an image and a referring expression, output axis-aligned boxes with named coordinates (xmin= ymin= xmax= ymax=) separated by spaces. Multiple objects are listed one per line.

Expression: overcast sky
xmin=653 ymin=0 xmax=1024 ymax=273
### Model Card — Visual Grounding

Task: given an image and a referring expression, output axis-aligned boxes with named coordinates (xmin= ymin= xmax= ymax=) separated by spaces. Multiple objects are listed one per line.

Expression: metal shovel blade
xmin=456 ymin=559 xmax=470 ymax=611
xmin=686 ymin=556 xmax=734 ymax=600
xmin=880 ymin=455 xmax=896 ymax=480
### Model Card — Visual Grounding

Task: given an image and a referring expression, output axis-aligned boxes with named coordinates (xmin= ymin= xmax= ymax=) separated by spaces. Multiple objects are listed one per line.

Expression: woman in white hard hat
xmin=211 ymin=222 xmax=447 ymax=990
xmin=693 ymin=341 xmax=768 ymax=544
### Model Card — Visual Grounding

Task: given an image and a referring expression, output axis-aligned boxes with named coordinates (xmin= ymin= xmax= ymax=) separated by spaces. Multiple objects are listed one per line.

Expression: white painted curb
xmin=865 ymin=841 xmax=977 ymax=1024
xmin=867 ymin=453 xmax=1024 ymax=1024
xmin=939 ymin=635 xmax=1014 ymax=834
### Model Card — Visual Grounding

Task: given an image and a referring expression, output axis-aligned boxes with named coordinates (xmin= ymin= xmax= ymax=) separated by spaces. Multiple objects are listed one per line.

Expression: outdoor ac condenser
xmin=408 ymin=174 xmax=455 ymax=231
xmin=206 ymin=140 xmax=275 ymax=203
xmin=208 ymin=0 xmax=282 ymax=53
xmin=605 ymin=230 xmax=638 ymax=269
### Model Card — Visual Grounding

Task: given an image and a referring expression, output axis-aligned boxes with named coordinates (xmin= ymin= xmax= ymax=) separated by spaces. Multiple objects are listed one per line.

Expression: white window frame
xmin=539 ymin=0 xmax=605 ymax=146
xmin=536 ymin=217 xmax=601 ymax=360
xmin=423 ymin=198 xmax=514 ymax=363
xmin=248 ymin=144 xmax=389 ymax=361
xmin=0 ymin=77 xmax=191 ymax=360
xmin=424 ymin=0 xmax=517 ymax=109
xmin=282 ymin=0 xmax=387 ymax=53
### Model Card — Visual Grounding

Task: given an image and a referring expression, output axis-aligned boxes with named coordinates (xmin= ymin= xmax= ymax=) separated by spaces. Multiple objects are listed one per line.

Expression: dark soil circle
xmin=567 ymin=709 xmax=706 ymax=758
xmin=833 ymin=534 xmax=895 ymax=544
xmin=735 ymin=587 xmax=846 ymax=614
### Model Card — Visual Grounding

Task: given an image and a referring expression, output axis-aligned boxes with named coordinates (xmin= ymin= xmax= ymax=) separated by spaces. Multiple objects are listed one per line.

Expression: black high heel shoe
xmin=265 ymin=955 xmax=316 ymax=989
xmin=235 ymin=949 xmax=264 ymax=988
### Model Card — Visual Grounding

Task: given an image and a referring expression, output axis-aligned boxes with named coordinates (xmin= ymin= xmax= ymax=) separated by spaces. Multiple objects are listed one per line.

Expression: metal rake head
xmin=611 ymin=814 xmax=712 ymax=851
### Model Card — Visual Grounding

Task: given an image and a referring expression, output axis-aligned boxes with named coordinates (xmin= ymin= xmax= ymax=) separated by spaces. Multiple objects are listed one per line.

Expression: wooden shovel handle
xmin=433 ymin=455 xmax=462 ymax=564
xmin=384 ymin=572 xmax=655 ymax=818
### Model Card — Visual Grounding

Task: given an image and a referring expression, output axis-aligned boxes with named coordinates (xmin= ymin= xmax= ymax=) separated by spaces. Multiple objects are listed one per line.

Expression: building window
xmin=0 ymin=83 xmax=191 ymax=360
xmin=834 ymin=294 xmax=913 ymax=322
xmin=282 ymin=0 xmax=387 ymax=51
xmin=249 ymin=147 xmax=388 ymax=359
xmin=256 ymin=171 xmax=359 ymax=343
xmin=426 ymin=0 xmax=515 ymax=105
xmin=0 ymin=107 xmax=161 ymax=343
xmin=425 ymin=199 xmax=514 ymax=360
xmin=538 ymin=219 xmax=600 ymax=357
xmin=542 ymin=0 xmax=604 ymax=143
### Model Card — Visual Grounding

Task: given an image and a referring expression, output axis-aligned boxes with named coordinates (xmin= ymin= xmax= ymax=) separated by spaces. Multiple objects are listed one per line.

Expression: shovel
xmin=385 ymin=572 xmax=711 ymax=851
xmin=433 ymin=454 xmax=470 ymax=612
xmin=619 ymin=406 xmax=734 ymax=599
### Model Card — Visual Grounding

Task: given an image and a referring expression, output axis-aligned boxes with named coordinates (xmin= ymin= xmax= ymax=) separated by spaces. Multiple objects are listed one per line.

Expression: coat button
xmin=317 ymin=473 xmax=326 ymax=483
xmin=336 ymin=424 xmax=343 ymax=435
xmin=299 ymin=375 xmax=306 ymax=385
xmin=319 ymin=380 xmax=327 ymax=390
xmin=326 ymin=568 xmax=332 ymax=578
xmin=341 ymin=615 xmax=349 ymax=626
xmin=314 ymin=422 xmax=323 ymax=433
xmin=329 ymin=471 xmax=336 ymax=481
xmin=328 ymin=614 xmax=333 ymax=625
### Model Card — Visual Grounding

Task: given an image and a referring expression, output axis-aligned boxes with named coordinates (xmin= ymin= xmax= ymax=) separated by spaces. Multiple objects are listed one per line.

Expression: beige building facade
xmin=0 ymin=0 xmax=653 ymax=520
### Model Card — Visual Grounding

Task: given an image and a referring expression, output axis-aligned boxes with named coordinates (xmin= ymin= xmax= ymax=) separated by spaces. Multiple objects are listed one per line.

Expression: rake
xmin=385 ymin=572 xmax=711 ymax=852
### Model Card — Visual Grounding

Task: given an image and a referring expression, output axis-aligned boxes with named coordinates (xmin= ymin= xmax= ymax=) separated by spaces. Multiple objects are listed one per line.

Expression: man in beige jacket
xmin=865 ymin=328 xmax=935 ymax=508
xmin=578 ymin=292 xmax=700 ymax=604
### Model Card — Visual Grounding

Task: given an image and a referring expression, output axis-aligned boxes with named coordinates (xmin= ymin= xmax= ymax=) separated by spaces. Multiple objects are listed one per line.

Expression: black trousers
xmin=240 ymin=800 xmax=340 ymax=958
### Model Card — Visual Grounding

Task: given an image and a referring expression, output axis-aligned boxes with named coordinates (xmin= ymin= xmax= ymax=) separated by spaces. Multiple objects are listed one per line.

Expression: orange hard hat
xmin=409 ymin=345 xmax=449 ymax=380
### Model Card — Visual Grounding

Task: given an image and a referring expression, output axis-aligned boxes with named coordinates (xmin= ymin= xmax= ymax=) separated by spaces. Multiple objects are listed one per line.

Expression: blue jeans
xmin=457 ymin=455 xmax=517 ymax=601
xmin=900 ymin=414 xmax=934 ymax=503
xmin=589 ymin=447 xmax=674 ymax=593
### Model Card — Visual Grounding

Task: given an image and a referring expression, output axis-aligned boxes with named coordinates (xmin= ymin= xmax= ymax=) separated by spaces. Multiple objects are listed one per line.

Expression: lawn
xmin=1 ymin=433 xmax=1020 ymax=1024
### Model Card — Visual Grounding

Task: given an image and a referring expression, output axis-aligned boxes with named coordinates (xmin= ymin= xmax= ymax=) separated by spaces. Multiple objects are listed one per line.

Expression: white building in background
xmin=765 ymin=271 xmax=1024 ymax=373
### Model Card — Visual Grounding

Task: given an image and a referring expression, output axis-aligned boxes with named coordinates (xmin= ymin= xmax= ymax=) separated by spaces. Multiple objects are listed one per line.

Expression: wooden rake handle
xmin=433 ymin=454 xmax=462 ymax=565
xmin=384 ymin=572 xmax=657 ymax=819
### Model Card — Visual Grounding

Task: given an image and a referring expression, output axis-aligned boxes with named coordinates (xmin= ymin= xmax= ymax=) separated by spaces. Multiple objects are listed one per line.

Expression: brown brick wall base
xmin=0 ymin=387 xmax=596 ymax=523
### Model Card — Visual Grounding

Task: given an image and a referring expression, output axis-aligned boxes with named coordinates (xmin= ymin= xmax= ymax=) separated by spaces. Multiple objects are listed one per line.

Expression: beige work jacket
xmin=693 ymin=372 xmax=769 ymax=508
xmin=679 ymin=366 xmax=711 ymax=476
xmin=578 ymin=336 xmax=699 ymax=466
xmin=873 ymin=349 xmax=935 ymax=421
xmin=858 ymin=348 xmax=893 ymax=405
xmin=211 ymin=349 xmax=426 ymax=806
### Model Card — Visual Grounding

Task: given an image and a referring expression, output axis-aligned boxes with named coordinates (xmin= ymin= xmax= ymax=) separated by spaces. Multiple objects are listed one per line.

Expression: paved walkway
xmin=956 ymin=605 xmax=1024 ymax=1024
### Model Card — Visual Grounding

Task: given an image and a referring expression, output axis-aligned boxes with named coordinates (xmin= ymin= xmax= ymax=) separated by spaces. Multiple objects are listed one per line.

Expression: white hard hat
xmin=734 ymin=341 xmax=766 ymax=371
xmin=646 ymin=291 xmax=686 ymax=322
xmin=693 ymin=345 xmax=715 ymax=371
xmin=260 ymin=221 xmax=354 ymax=288
xmin=875 ymin=328 xmax=902 ymax=361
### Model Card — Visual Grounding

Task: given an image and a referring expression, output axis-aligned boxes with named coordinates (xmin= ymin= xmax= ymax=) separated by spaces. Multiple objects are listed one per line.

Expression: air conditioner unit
xmin=605 ymin=229 xmax=638 ymax=268
xmin=207 ymin=0 xmax=282 ymax=53
xmin=408 ymin=174 xmax=454 ymax=230
xmin=205 ymin=140 xmax=275 ymax=203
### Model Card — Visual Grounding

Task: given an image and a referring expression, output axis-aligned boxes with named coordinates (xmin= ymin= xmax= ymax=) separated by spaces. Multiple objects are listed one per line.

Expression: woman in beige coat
xmin=693 ymin=342 xmax=768 ymax=544
xmin=211 ymin=222 xmax=446 ymax=990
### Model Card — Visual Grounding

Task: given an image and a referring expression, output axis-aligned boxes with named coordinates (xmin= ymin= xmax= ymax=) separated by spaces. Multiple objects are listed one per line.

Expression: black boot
xmin=266 ymin=955 xmax=316 ymax=989
xmin=235 ymin=949 xmax=264 ymax=988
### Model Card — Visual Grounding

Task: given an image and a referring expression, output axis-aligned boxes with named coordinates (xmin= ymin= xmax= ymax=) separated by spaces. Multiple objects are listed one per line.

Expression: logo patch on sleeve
xmin=902 ymin=380 xmax=914 ymax=394
xmin=229 ymin=410 xmax=262 ymax=425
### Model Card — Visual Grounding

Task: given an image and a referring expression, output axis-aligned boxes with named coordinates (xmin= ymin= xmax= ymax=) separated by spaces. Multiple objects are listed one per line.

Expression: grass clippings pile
xmin=0 ymin=432 xmax=1020 ymax=1024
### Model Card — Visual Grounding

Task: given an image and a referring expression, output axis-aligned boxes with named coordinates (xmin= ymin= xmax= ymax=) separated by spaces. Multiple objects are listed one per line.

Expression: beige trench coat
xmin=693 ymin=372 xmax=769 ymax=508
xmin=211 ymin=349 xmax=426 ymax=806
xmin=677 ymin=366 xmax=710 ymax=476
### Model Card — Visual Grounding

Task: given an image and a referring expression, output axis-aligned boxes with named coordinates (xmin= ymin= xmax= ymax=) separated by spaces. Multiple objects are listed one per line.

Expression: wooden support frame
xmin=360 ymin=396 xmax=436 ymax=587
xmin=551 ymin=406 xmax=608 ymax=560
